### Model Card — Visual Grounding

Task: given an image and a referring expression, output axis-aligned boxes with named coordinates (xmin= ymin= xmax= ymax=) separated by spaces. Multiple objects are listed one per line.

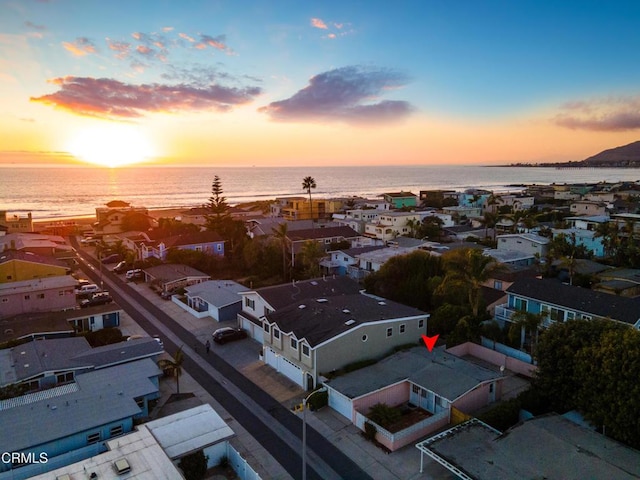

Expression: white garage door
xmin=241 ymin=317 xmax=264 ymax=343
xmin=265 ymin=347 xmax=304 ymax=388
xmin=328 ymin=388 xmax=353 ymax=421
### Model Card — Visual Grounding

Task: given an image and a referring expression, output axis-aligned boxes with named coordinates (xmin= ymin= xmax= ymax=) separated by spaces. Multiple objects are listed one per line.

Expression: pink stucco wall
xmin=352 ymin=382 xmax=409 ymax=422
xmin=446 ymin=342 xmax=537 ymax=377
xmin=452 ymin=382 xmax=501 ymax=414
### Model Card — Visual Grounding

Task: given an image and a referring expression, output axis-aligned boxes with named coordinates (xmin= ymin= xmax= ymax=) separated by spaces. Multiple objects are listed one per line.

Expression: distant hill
xmin=582 ymin=140 xmax=640 ymax=167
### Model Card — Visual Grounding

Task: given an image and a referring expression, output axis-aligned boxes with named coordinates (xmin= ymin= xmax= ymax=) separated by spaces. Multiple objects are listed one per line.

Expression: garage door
xmin=240 ymin=316 xmax=264 ymax=343
xmin=328 ymin=388 xmax=353 ymax=421
xmin=265 ymin=347 xmax=304 ymax=388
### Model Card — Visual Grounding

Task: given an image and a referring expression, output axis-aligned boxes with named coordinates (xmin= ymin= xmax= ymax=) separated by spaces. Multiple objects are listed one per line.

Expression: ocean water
xmin=2 ymin=164 xmax=640 ymax=220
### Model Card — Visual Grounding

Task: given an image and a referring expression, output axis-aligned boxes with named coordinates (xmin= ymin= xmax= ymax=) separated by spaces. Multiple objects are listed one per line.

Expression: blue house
xmin=179 ymin=279 xmax=247 ymax=321
xmin=0 ymin=358 xmax=161 ymax=477
xmin=381 ymin=192 xmax=417 ymax=209
xmin=495 ymin=278 xmax=640 ymax=330
xmin=140 ymin=230 xmax=226 ymax=260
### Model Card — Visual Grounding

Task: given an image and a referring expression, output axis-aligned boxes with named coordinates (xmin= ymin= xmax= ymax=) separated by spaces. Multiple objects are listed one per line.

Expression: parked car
xmin=80 ymin=237 xmax=98 ymax=246
xmin=113 ymin=261 xmax=129 ymax=274
xmin=212 ymin=327 xmax=247 ymax=344
xmin=76 ymin=284 xmax=100 ymax=295
xmin=101 ymin=253 xmax=122 ymax=264
xmin=160 ymin=289 xmax=176 ymax=300
xmin=125 ymin=269 xmax=143 ymax=280
xmin=80 ymin=292 xmax=113 ymax=308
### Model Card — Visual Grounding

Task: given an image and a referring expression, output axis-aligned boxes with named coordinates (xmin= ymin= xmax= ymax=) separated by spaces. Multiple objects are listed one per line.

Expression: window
xmin=217 ymin=244 xmax=222 ymax=251
xmin=273 ymin=328 xmax=280 ymax=339
xmin=412 ymin=384 xmax=420 ymax=394
xmin=1 ymin=298 xmax=7 ymax=303
xmin=290 ymin=338 xmax=298 ymax=350
xmin=56 ymin=372 xmax=73 ymax=384
xmin=265 ymin=307 xmax=273 ymax=315
xmin=302 ymin=344 xmax=310 ymax=357
xmin=37 ymin=293 xmax=45 ymax=299
xmin=87 ymin=432 xmax=101 ymax=445
xmin=59 ymin=290 xmax=64 ymax=296
xmin=399 ymin=324 xmax=406 ymax=334
xmin=514 ymin=297 xmax=528 ymax=312
xmin=6 ymin=275 xmax=12 ymax=280
xmin=245 ymin=297 xmax=255 ymax=310
xmin=418 ymin=319 xmax=424 ymax=329
xmin=493 ymin=280 xmax=503 ymax=290
xmin=24 ymin=295 xmax=30 ymax=300
xmin=386 ymin=327 xmax=393 ymax=337
xmin=110 ymin=425 xmax=123 ymax=437
xmin=195 ymin=245 xmax=202 ymax=252
xmin=263 ymin=323 xmax=270 ymax=333
xmin=580 ymin=314 xmax=592 ymax=320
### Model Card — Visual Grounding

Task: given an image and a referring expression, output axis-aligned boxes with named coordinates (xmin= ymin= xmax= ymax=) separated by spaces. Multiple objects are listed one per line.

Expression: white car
xmin=125 ymin=269 xmax=143 ymax=280
xmin=76 ymin=284 xmax=100 ymax=295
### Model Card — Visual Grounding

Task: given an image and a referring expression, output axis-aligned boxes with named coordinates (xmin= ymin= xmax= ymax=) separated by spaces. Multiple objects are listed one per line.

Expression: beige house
xmin=261 ymin=293 xmax=429 ymax=390
xmin=0 ymin=211 xmax=33 ymax=233
xmin=94 ymin=200 xmax=154 ymax=235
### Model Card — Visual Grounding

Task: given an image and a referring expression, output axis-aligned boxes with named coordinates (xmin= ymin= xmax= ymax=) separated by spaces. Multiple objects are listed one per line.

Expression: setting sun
xmin=66 ymin=124 xmax=155 ymax=167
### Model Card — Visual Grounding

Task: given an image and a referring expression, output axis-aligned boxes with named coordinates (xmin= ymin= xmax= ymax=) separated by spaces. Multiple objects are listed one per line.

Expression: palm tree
xmin=273 ymin=222 xmax=290 ymax=281
xmin=157 ymin=346 xmax=185 ymax=394
xmin=302 ymin=176 xmax=317 ymax=221
xmin=509 ymin=311 xmax=546 ymax=360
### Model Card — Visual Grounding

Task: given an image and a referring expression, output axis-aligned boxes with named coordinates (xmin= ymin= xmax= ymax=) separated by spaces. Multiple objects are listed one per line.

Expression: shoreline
xmin=32 ymin=206 xmax=198 ymax=228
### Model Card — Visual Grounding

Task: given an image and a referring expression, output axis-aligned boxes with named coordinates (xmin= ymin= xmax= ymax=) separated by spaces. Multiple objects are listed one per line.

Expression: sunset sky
xmin=2 ymin=1 xmax=640 ymax=167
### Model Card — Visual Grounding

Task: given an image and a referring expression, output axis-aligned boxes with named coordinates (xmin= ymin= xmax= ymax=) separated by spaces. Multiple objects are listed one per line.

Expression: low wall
xmin=446 ymin=341 xmax=537 ymax=378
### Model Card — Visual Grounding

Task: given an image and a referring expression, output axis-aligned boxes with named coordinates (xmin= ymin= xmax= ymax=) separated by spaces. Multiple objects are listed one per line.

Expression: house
xmin=271 ymin=196 xmax=344 ymax=221
xmin=142 ymin=264 xmax=210 ymax=293
xmin=0 ymin=304 xmax=122 ymax=343
xmin=28 ymin=404 xmax=260 ymax=480
xmin=139 ymin=230 xmax=225 ymax=261
xmin=494 ymin=277 xmax=640 ymax=331
xmin=488 ymin=193 xmax=535 ymax=212
xmin=364 ymin=211 xmax=423 ymax=241
xmin=416 ymin=414 xmax=640 ymax=480
xmin=0 ymin=358 xmax=161 ymax=478
xmin=325 ymin=346 xmax=503 ymax=451
xmin=0 ymin=336 xmax=163 ymax=390
xmin=570 ymin=200 xmax=608 ymax=216
xmin=441 ymin=205 xmax=483 ymax=221
xmin=484 ymin=248 xmax=538 ymax=267
xmin=0 ymin=210 xmax=33 ymax=233
xmin=245 ymin=218 xmax=317 ymax=238
xmin=0 ymin=250 xmax=70 ymax=283
xmin=319 ymin=246 xmax=386 ymax=276
xmin=237 ymin=276 xmax=363 ymax=342
xmin=348 ymin=246 xmax=420 ymax=279
xmin=611 ymin=213 xmax=640 ymax=235
xmin=94 ymin=201 xmax=155 ymax=235
xmin=381 ymin=192 xmax=418 ymax=209
xmin=458 ymin=189 xmax=492 ymax=208
xmin=551 ymin=227 xmax=606 ymax=258
xmin=285 ymin=226 xmax=364 ymax=266
xmin=0 ymin=275 xmax=77 ymax=318
xmin=496 ymin=233 xmax=550 ymax=258
xmin=177 ymin=279 xmax=247 ymax=321
xmin=593 ymin=268 xmax=640 ymax=298
xmin=261 ymin=293 xmax=429 ymax=390
xmin=0 ymin=233 xmax=73 ymax=257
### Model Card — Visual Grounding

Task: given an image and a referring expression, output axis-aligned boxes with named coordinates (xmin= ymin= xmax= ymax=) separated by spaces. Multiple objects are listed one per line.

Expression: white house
xmin=496 ymin=233 xmax=550 ymax=258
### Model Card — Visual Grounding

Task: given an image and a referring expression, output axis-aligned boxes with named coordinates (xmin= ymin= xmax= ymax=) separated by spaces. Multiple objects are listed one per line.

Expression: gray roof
xmin=0 ymin=358 xmax=160 ymax=452
xmin=1 ymin=337 xmax=162 ymax=385
xmin=423 ymin=415 xmax=640 ymax=480
xmin=0 ymin=275 xmax=78 ymax=295
xmin=327 ymin=346 xmax=500 ymax=401
xmin=143 ymin=263 xmax=209 ymax=282
xmin=256 ymin=276 xmax=362 ymax=310
xmin=507 ymin=278 xmax=640 ymax=325
xmin=185 ymin=280 xmax=247 ymax=307
xmin=338 ymin=245 xmax=386 ymax=258
xmin=265 ymin=293 xmax=427 ymax=347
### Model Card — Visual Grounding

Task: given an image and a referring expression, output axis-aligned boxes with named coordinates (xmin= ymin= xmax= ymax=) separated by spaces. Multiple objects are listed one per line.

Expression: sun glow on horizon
xmin=66 ymin=124 xmax=156 ymax=167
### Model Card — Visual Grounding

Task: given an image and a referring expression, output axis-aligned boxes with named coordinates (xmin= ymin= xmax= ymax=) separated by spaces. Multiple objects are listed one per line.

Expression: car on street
xmin=113 ymin=261 xmax=129 ymax=274
xmin=76 ymin=283 xmax=100 ymax=295
xmin=101 ymin=253 xmax=122 ymax=264
xmin=212 ymin=327 xmax=247 ymax=344
xmin=80 ymin=292 xmax=113 ymax=308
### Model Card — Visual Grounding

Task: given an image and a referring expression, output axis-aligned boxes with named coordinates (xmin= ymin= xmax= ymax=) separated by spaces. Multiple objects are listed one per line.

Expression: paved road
xmin=72 ymin=239 xmax=373 ymax=480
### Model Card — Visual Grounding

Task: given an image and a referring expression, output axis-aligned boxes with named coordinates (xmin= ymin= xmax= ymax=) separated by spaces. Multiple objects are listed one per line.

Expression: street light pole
xmin=302 ymin=387 xmax=327 ymax=480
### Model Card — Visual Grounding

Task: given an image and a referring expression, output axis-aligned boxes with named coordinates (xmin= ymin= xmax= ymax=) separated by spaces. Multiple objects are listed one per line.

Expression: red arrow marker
xmin=421 ymin=334 xmax=439 ymax=352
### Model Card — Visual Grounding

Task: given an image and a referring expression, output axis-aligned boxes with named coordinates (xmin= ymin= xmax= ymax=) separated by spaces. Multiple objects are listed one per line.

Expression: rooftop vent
xmin=298 ymin=304 xmax=307 ymax=309
xmin=378 ymin=301 xmax=386 ymax=306
xmin=114 ymin=458 xmax=131 ymax=475
xmin=345 ymin=319 xmax=356 ymax=326
xmin=310 ymin=281 xmax=318 ymax=285
xmin=316 ymin=298 xmax=328 ymax=303
xmin=342 ymin=309 xmax=351 ymax=314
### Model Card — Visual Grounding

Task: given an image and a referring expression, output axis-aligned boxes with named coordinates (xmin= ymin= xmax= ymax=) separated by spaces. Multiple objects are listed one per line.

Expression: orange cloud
xmin=62 ymin=37 xmax=97 ymax=56
xmin=311 ymin=18 xmax=328 ymax=29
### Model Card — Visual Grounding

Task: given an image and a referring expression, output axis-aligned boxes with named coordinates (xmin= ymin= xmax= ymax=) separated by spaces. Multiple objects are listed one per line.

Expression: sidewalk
xmin=122 ymin=280 xmax=455 ymax=480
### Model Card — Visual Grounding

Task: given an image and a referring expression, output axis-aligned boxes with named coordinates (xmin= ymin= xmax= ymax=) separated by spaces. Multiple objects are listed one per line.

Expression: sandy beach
xmin=32 ymin=207 xmax=194 ymax=229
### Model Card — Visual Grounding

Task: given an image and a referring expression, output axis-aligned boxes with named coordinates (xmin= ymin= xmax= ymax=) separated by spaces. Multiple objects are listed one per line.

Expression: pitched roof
xmin=0 ymin=250 xmax=69 ymax=269
xmin=507 ymin=278 xmax=640 ymax=325
xmin=265 ymin=293 xmax=427 ymax=347
xmin=185 ymin=280 xmax=247 ymax=307
xmin=255 ymin=276 xmax=362 ymax=310
xmin=327 ymin=346 xmax=500 ymax=401
xmin=286 ymin=225 xmax=360 ymax=242
xmin=143 ymin=264 xmax=209 ymax=281
xmin=146 ymin=229 xmax=224 ymax=246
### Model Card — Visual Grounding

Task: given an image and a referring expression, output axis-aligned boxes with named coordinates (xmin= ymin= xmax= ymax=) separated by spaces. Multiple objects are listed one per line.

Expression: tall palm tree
xmin=157 ymin=346 xmax=185 ymax=394
xmin=273 ymin=222 xmax=290 ymax=281
xmin=302 ymin=176 xmax=317 ymax=221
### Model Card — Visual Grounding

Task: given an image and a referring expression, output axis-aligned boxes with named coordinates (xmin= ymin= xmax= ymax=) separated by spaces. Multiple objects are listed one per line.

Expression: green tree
xmin=273 ymin=222 xmax=290 ymax=281
xmin=158 ymin=346 xmax=185 ymax=394
xmin=121 ymin=211 xmax=153 ymax=232
xmin=508 ymin=310 xmax=546 ymax=358
xmin=158 ymin=217 xmax=200 ymax=236
xmin=440 ymin=248 xmax=503 ymax=318
xmin=298 ymin=240 xmax=324 ymax=278
xmin=302 ymin=176 xmax=317 ymax=220
xmin=178 ymin=449 xmax=208 ymax=480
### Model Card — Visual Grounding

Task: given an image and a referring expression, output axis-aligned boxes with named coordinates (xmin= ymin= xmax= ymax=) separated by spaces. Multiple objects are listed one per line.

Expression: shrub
xmin=363 ymin=422 xmax=377 ymax=441
xmin=368 ymin=403 xmax=402 ymax=430
xmin=307 ymin=389 xmax=328 ymax=411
